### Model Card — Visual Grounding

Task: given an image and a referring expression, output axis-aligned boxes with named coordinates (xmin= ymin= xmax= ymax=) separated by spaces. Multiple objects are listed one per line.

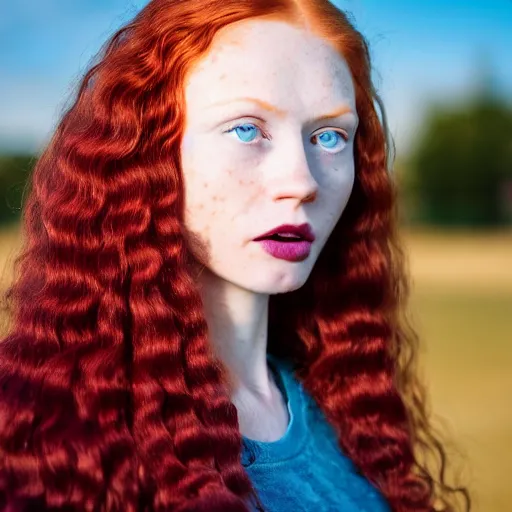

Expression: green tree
xmin=0 ymin=154 xmax=36 ymax=226
xmin=405 ymin=93 xmax=512 ymax=227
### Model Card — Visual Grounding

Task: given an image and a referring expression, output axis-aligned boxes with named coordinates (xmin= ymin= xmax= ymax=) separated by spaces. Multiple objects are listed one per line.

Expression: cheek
xmin=321 ymin=163 xmax=355 ymax=220
xmin=183 ymin=161 xmax=237 ymax=234
xmin=181 ymin=135 xmax=265 ymax=230
xmin=188 ymin=157 xmax=259 ymax=211
xmin=318 ymin=154 xmax=355 ymax=192
xmin=336 ymin=172 xmax=355 ymax=216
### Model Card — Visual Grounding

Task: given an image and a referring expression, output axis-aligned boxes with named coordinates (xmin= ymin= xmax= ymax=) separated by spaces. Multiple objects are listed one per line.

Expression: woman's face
xmin=180 ymin=19 xmax=358 ymax=294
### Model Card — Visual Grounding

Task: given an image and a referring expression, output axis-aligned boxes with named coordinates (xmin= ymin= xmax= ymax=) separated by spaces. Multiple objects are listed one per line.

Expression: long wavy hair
xmin=0 ymin=0 xmax=471 ymax=510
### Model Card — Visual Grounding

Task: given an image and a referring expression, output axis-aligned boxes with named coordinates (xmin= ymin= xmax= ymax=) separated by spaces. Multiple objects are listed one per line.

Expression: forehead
xmin=183 ymin=19 xmax=356 ymax=116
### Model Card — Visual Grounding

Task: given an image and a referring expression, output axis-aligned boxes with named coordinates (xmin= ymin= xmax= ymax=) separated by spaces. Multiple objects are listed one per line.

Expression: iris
xmin=317 ymin=130 xmax=341 ymax=148
xmin=226 ymin=123 xmax=346 ymax=152
xmin=233 ymin=123 xmax=258 ymax=142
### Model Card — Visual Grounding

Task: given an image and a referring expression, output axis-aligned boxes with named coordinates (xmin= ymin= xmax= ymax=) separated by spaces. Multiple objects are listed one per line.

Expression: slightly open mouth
xmin=261 ymin=234 xmax=305 ymax=242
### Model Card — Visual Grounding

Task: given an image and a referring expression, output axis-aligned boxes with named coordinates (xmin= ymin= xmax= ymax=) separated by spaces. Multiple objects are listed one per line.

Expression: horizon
xmin=1 ymin=0 xmax=511 ymax=156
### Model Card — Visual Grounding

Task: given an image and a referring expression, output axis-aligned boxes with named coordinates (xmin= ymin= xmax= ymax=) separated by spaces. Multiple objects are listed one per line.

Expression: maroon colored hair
xmin=0 ymin=0 xmax=470 ymax=510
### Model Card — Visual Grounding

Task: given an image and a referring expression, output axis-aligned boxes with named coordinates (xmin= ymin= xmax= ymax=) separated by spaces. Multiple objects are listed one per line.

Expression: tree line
xmin=1 ymin=90 xmax=511 ymax=228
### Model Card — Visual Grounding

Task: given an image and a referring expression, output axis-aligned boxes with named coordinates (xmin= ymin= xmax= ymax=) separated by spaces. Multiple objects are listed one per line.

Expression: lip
xmin=253 ymin=223 xmax=315 ymax=262
xmin=256 ymin=238 xmax=312 ymax=262
xmin=253 ymin=223 xmax=316 ymax=242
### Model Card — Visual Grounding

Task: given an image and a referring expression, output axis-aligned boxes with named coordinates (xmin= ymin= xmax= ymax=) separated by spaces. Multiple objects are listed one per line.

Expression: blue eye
xmin=225 ymin=123 xmax=346 ymax=153
xmin=315 ymin=130 xmax=347 ymax=152
xmin=226 ymin=123 xmax=264 ymax=143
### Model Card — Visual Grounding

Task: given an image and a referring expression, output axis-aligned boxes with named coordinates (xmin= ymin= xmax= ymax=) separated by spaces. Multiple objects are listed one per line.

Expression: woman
xmin=0 ymin=0 xmax=471 ymax=510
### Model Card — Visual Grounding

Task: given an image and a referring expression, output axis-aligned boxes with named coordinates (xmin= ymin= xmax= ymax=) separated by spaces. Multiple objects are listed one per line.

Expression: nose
xmin=268 ymin=139 xmax=319 ymax=206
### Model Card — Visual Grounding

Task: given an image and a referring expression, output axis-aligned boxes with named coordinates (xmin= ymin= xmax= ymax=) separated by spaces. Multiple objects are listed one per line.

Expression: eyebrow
xmin=207 ymin=96 xmax=355 ymax=122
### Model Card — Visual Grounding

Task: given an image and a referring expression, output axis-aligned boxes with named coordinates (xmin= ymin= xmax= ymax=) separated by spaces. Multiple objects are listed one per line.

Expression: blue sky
xmin=1 ymin=0 xmax=511 ymax=155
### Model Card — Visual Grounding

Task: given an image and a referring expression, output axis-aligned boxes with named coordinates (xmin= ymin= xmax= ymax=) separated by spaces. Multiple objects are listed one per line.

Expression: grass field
xmin=0 ymin=223 xmax=511 ymax=511
xmin=404 ymin=228 xmax=512 ymax=512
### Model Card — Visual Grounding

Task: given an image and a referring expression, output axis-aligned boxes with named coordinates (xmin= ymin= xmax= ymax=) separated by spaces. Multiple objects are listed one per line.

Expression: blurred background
xmin=0 ymin=1 xmax=511 ymax=510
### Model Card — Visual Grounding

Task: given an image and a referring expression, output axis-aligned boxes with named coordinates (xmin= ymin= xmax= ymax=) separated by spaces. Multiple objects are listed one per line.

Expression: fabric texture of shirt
xmin=241 ymin=353 xmax=391 ymax=512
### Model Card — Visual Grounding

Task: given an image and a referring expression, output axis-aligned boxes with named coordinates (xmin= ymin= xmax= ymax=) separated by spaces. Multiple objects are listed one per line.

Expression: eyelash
xmin=223 ymin=121 xmax=349 ymax=152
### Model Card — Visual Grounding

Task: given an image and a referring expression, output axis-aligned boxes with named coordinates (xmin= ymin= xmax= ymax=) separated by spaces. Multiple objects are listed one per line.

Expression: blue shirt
xmin=241 ymin=354 xmax=391 ymax=512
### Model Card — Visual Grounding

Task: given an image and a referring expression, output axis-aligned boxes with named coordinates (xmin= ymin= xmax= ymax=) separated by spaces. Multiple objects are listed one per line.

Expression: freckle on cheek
xmin=203 ymin=182 xmax=209 ymax=188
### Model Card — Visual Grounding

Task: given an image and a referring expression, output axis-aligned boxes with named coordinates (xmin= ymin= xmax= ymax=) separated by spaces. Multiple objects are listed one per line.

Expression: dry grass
xmin=0 ymin=223 xmax=510 ymax=511
xmin=0 ymin=222 xmax=24 ymax=293
xmin=402 ymin=228 xmax=512 ymax=512
xmin=404 ymin=227 xmax=512 ymax=294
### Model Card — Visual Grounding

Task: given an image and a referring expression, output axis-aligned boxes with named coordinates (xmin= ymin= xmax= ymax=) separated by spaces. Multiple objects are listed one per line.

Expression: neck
xmin=196 ymin=267 xmax=273 ymax=399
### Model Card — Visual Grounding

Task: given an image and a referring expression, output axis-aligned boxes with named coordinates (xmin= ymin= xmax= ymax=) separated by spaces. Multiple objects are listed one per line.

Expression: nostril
xmin=303 ymin=190 xmax=317 ymax=203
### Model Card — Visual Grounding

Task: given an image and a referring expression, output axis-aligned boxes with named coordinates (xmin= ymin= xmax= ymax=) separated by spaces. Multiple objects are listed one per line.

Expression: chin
xmin=248 ymin=268 xmax=311 ymax=295
xmin=270 ymin=280 xmax=306 ymax=295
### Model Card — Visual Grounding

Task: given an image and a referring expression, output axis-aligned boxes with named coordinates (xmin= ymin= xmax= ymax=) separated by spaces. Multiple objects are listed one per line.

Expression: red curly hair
xmin=0 ymin=0 xmax=471 ymax=510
